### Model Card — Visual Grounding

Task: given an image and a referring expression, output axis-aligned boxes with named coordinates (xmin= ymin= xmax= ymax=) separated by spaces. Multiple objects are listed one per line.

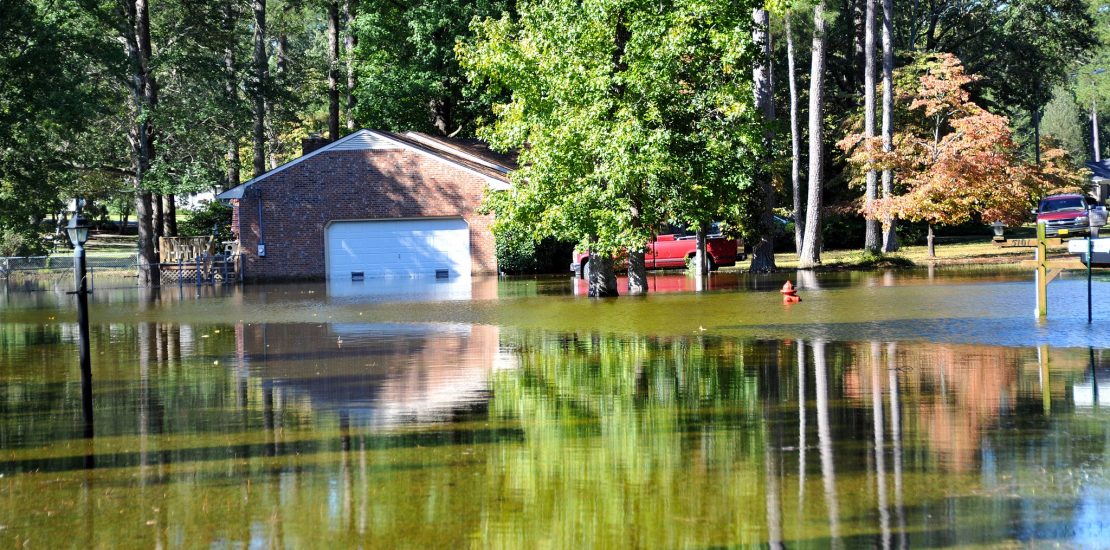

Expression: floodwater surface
xmin=3 ymin=268 xmax=1110 ymax=548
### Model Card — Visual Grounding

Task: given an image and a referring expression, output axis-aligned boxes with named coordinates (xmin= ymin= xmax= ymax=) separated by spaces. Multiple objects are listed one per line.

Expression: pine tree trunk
xmin=227 ymin=138 xmax=240 ymax=189
xmin=863 ymin=0 xmax=879 ymax=251
xmin=786 ymin=15 xmax=805 ymax=257
xmin=586 ymin=250 xmax=618 ymax=298
xmin=880 ymin=0 xmax=898 ymax=252
xmin=1033 ymin=108 xmax=1042 ymax=166
xmin=1093 ymin=100 xmax=1101 ymax=162
xmin=345 ymin=0 xmax=358 ymax=130
xmin=252 ymin=0 xmax=267 ymax=178
xmin=799 ymin=0 xmax=828 ymax=269
xmin=224 ymin=1 xmax=240 ymax=190
xmin=749 ymin=7 xmax=778 ymax=272
xmin=268 ymin=35 xmax=287 ymax=170
xmin=328 ymin=1 xmax=341 ymax=141
xmin=130 ymin=0 xmax=160 ymax=285
xmin=851 ymin=0 xmax=864 ymax=88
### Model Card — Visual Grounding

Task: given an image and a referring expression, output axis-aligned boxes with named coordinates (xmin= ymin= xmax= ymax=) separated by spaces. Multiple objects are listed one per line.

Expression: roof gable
xmin=217 ymin=129 xmax=511 ymax=200
xmin=1088 ymin=160 xmax=1110 ymax=181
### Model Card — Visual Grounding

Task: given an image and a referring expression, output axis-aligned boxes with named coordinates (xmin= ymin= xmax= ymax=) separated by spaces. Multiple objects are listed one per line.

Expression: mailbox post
xmin=1088 ymin=206 xmax=1108 ymax=323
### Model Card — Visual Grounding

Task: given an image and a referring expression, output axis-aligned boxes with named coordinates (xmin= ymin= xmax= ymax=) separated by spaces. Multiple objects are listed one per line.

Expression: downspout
xmin=255 ymin=188 xmax=266 ymax=258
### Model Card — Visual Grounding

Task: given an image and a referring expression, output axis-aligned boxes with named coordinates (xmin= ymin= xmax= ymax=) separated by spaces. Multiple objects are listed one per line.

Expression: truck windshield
xmin=1040 ymin=198 xmax=1086 ymax=212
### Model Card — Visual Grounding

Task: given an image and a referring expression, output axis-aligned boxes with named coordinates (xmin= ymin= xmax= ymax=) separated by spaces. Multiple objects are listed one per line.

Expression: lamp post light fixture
xmin=991 ymin=221 xmax=1005 ymax=241
xmin=66 ymin=210 xmax=94 ymax=438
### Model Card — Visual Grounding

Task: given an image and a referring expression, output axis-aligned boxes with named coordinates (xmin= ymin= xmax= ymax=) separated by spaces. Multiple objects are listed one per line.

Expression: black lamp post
xmin=66 ymin=211 xmax=94 ymax=438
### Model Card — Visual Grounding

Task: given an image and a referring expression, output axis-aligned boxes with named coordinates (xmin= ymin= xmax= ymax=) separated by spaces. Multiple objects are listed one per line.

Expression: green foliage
xmin=1039 ymin=87 xmax=1088 ymax=167
xmin=460 ymin=0 xmax=763 ymax=255
xmin=494 ymin=226 xmax=575 ymax=274
xmin=351 ymin=0 xmax=511 ymax=135
xmin=178 ymin=200 xmax=234 ymax=241
xmin=0 ymin=228 xmax=47 ymax=258
xmin=0 ymin=0 xmax=117 ymax=240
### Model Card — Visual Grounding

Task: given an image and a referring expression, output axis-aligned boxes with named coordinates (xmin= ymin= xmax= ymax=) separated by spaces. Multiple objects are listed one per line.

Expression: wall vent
xmin=351 ymin=271 xmax=364 ymax=281
xmin=435 ymin=269 xmax=449 ymax=279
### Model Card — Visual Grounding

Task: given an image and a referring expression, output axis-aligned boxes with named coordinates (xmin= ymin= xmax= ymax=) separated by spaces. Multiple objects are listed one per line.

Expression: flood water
xmin=4 ymin=268 xmax=1110 ymax=547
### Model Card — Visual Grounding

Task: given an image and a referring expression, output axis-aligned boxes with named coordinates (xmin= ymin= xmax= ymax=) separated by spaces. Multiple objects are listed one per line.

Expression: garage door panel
xmin=326 ymin=219 xmax=470 ymax=279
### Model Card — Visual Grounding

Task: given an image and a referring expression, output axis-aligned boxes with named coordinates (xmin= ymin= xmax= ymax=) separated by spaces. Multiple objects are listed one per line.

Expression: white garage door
xmin=325 ymin=218 xmax=470 ymax=279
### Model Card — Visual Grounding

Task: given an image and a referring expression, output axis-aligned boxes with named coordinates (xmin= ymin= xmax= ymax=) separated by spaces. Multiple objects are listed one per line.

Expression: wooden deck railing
xmin=158 ymin=236 xmax=217 ymax=263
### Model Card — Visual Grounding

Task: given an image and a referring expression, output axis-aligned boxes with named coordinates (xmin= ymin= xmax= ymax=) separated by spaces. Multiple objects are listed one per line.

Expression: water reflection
xmin=4 ymin=275 xmax=1110 ymax=545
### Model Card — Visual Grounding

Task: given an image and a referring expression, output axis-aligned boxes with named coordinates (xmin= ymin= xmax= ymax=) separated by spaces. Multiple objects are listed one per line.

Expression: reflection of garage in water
xmin=233 ymin=322 xmax=516 ymax=426
xmin=217 ymin=130 xmax=514 ymax=282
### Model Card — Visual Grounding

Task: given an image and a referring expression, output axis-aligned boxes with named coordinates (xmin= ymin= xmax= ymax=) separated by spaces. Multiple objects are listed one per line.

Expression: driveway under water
xmin=2 ymin=268 xmax=1110 ymax=547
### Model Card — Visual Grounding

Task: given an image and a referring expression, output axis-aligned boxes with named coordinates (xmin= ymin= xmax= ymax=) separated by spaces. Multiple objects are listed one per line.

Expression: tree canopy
xmin=459 ymin=0 xmax=764 ymax=256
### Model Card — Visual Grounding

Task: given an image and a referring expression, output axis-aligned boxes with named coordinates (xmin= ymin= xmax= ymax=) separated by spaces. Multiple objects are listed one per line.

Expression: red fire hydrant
xmin=781 ymin=280 xmax=801 ymax=304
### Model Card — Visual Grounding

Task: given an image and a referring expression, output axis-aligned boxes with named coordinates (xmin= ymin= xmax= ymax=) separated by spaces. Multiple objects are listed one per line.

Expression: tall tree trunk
xmin=786 ymin=15 xmax=805 ymax=257
xmin=750 ymin=7 xmax=778 ymax=272
xmin=268 ymin=34 xmax=287 ymax=170
xmin=799 ymin=0 xmax=828 ymax=269
xmin=881 ymin=0 xmax=898 ymax=252
xmin=851 ymin=0 xmax=864 ymax=88
xmin=430 ymin=98 xmax=451 ymax=135
xmin=628 ymin=249 xmax=646 ymax=295
xmin=345 ymin=0 xmax=358 ymax=131
xmin=163 ymin=194 xmax=176 ymax=236
xmin=224 ymin=1 xmax=240 ymax=190
xmin=863 ymin=0 xmax=879 ymax=251
xmin=695 ymin=222 xmax=709 ymax=278
xmin=328 ymin=1 xmax=341 ymax=141
xmin=586 ymin=248 xmax=618 ymax=298
xmin=1093 ymin=99 xmax=1101 ymax=162
xmin=908 ymin=0 xmax=921 ymax=49
xmin=252 ymin=0 xmax=267 ymax=178
xmin=1032 ymin=107 xmax=1042 ymax=166
xmin=927 ymin=223 xmax=935 ymax=258
xmin=127 ymin=0 xmax=160 ymax=285
xmin=628 ymin=202 xmax=647 ymax=295
xmin=153 ymin=192 xmax=164 ymax=243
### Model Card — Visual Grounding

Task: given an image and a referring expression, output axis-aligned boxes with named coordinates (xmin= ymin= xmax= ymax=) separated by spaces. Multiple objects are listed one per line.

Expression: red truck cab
xmin=1036 ymin=194 xmax=1098 ymax=237
xmin=570 ymin=224 xmax=742 ymax=277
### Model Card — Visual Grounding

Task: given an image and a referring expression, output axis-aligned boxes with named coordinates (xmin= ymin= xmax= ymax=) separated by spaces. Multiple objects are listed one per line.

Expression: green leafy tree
xmin=352 ymin=0 xmax=512 ymax=136
xmin=0 ymin=0 xmax=116 ymax=253
xmin=1040 ymin=86 xmax=1088 ymax=166
xmin=460 ymin=0 xmax=762 ymax=296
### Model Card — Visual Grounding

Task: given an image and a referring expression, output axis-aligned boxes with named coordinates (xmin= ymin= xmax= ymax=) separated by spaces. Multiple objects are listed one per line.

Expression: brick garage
xmin=218 ymin=130 xmax=512 ymax=282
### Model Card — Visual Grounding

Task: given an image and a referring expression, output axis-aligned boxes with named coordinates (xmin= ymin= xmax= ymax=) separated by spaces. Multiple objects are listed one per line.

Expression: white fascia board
xmin=215 ymin=129 xmax=512 ymax=199
xmin=368 ymin=131 xmax=513 ymax=191
xmin=215 ymin=130 xmax=380 ymax=200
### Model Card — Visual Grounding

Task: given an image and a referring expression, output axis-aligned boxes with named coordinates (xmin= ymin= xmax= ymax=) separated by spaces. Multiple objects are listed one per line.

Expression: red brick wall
xmin=235 ymin=149 xmax=497 ymax=281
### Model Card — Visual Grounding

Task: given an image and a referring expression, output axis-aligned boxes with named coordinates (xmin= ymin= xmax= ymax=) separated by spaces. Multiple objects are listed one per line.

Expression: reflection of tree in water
xmin=843 ymin=343 xmax=1022 ymax=472
xmin=485 ymin=331 xmax=776 ymax=548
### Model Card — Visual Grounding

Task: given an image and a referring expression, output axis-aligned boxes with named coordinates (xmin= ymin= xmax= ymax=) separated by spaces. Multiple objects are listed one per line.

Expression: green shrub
xmin=0 ymin=228 xmax=47 ymax=257
xmin=178 ymin=200 xmax=233 ymax=241
xmin=495 ymin=227 xmax=575 ymax=274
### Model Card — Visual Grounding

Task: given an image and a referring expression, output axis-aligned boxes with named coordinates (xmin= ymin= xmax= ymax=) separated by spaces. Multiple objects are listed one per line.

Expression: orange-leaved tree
xmin=840 ymin=53 xmax=1085 ymax=257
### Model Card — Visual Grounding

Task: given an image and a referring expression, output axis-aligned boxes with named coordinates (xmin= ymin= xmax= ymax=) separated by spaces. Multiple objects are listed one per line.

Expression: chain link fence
xmin=0 ymin=255 xmax=138 ymax=277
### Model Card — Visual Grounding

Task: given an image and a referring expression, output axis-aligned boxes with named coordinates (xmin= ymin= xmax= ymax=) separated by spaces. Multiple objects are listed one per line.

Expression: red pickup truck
xmin=1035 ymin=194 xmax=1098 ymax=237
xmin=570 ymin=225 xmax=742 ymax=277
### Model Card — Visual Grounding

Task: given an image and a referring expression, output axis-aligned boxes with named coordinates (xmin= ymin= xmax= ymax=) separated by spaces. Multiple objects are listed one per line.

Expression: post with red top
xmin=781 ymin=280 xmax=801 ymax=303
